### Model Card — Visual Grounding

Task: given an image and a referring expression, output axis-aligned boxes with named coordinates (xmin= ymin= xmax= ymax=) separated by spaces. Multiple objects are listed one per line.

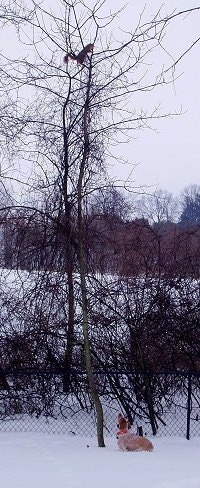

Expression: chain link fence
xmin=0 ymin=370 xmax=199 ymax=438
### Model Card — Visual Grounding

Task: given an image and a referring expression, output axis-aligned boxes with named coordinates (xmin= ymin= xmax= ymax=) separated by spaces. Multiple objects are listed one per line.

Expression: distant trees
xmin=1 ymin=183 xmax=200 ymax=278
xmin=136 ymin=189 xmax=179 ymax=225
xmin=180 ymin=185 xmax=200 ymax=226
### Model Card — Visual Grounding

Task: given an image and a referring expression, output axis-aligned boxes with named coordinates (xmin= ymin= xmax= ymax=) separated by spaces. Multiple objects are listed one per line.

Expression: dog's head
xmin=117 ymin=413 xmax=129 ymax=435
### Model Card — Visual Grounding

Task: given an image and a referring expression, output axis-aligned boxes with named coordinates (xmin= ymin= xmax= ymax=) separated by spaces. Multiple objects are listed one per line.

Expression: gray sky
xmin=107 ymin=0 xmax=200 ymax=196
xmin=2 ymin=0 xmax=200 ymax=198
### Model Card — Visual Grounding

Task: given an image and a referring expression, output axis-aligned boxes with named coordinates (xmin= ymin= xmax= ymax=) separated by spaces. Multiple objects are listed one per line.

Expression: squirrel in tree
xmin=63 ymin=43 xmax=94 ymax=65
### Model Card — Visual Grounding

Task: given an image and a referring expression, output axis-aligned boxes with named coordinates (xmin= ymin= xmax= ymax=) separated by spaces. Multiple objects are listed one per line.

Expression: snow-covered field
xmin=0 ymin=431 xmax=200 ymax=488
xmin=0 ymin=270 xmax=199 ymax=486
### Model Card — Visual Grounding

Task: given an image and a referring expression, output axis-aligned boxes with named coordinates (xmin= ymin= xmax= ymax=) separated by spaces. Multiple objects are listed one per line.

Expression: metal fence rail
xmin=0 ymin=370 xmax=199 ymax=439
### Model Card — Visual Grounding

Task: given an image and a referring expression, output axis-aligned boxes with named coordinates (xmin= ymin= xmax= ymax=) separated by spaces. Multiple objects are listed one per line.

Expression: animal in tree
xmin=64 ymin=44 xmax=94 ymax=65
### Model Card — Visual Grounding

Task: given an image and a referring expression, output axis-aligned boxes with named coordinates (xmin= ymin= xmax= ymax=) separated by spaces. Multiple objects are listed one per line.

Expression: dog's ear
xmin=117 ymin=413 xmax=123 ymax=426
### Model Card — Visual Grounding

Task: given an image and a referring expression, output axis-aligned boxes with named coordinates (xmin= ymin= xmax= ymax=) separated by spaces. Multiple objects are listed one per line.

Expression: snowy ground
xmin=0 ymin=432 xmax=200 ymax=488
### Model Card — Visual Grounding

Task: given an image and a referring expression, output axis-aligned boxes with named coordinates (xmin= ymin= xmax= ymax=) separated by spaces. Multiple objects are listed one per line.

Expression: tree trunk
xmin=78 ymin=234 xmax=105 ymax=447
xmin=62 ymin=96 xmax=76 ymax=393
xmin=77 ymin=77 xmax=105 ymax=444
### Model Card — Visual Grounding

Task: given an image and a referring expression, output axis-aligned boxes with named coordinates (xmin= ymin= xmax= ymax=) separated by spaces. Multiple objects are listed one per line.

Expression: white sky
xmin=0 ymin=431 xmax=200 ymax=487
xmin=1 ymin=0 xmax=200 ymax=198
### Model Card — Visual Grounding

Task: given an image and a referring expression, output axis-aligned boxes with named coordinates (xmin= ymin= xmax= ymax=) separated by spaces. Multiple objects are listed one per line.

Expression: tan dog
xmin=117 ymin=414 xmax=154 ymax=452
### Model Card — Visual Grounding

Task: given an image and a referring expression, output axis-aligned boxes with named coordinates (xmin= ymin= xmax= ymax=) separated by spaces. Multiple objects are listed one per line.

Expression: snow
xmin=0 ymin=432 xmax=200 ymax=488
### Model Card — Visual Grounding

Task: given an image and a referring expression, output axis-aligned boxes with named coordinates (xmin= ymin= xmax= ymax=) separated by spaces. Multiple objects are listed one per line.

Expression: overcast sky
xmin=2 ymin=0 xmax=200 ymax=198
xmin=106 ymin=0 xmax=200 ymax=196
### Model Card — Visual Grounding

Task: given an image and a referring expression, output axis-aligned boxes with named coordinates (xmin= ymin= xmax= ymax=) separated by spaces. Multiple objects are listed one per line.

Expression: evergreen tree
xmin=180 ymin=185 xmax=200 ymax=225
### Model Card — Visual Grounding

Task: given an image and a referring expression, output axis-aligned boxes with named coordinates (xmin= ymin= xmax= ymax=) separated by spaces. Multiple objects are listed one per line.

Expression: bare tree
xmin=135 ymin=189 xmax=179 ymax=225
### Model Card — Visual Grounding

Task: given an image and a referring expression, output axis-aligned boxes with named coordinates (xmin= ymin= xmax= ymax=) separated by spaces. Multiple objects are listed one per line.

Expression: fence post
xmin=186 ymin=372 xmax=192 ymax=440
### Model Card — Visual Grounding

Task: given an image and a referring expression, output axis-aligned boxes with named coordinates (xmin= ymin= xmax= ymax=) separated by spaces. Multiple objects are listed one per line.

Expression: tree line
xmin=1 ymin=184 xmax=200 ymax=277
